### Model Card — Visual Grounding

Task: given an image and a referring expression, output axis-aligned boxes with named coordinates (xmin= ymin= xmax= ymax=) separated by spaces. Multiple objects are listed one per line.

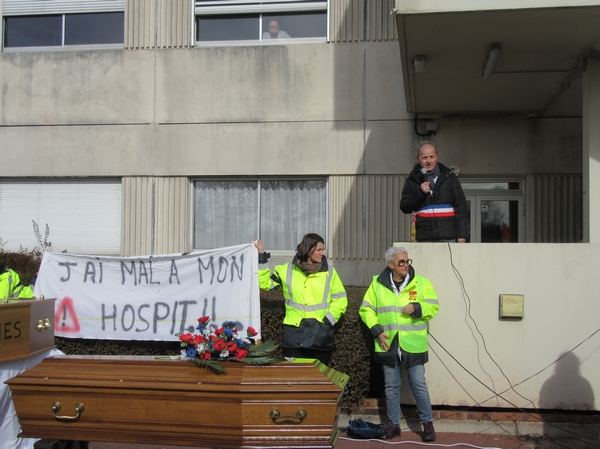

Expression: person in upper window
xmin=263 ymin=20 xmax=291 ymax=39
xmin=0 ymin=263 xmax=34 ymax=300
xmin=254 ymin=233 xmax=347 ymax=365
xmin=400 ymin=140 xmax=469 ymax=242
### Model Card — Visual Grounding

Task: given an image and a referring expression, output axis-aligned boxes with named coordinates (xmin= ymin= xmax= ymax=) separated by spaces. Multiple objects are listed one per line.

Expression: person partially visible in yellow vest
xmin=254 ymin=233 xmax=347 ymax=365
xmin=359 ymin=246 xmax=439 ymax=442
xmin=0 ymin=262 xmax=35 ymax=300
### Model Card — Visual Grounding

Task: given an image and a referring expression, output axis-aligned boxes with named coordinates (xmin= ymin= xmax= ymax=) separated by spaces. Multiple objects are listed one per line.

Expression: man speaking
xmin=400 ymin=141 xmax=469 ymax=242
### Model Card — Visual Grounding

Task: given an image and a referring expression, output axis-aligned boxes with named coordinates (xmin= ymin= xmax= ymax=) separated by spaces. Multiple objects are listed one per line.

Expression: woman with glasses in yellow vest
xmin=359 ymin=246 xmax=439 ymax=442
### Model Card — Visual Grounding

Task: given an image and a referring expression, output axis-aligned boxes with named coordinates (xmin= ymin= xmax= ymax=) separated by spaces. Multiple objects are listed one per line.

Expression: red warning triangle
xmin=55 ymin=297 xmax=81 ymax=333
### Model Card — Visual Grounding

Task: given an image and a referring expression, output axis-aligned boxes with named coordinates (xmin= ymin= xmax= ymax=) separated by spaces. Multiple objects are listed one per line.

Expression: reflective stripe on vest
xmin=7 ymin=274 xmax=13 ymax=298
xmin=285 ymin=264 xmax=332 ymax=312
xmin=12 ymin=285 xmax=23 ymax=298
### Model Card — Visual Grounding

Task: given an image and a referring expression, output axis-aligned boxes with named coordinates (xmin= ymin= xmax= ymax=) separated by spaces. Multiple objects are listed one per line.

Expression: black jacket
xmin=400 ymin=163 xmax=469 ymax=241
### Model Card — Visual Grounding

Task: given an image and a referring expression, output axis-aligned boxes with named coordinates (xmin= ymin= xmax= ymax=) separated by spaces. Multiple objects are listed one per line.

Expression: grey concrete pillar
xmin=582 ymin=56 xmax=600 ymax=243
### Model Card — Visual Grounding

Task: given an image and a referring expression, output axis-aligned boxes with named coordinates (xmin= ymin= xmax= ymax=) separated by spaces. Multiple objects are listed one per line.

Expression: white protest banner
xmin=33 ymin=244 xmax=260 ymax=341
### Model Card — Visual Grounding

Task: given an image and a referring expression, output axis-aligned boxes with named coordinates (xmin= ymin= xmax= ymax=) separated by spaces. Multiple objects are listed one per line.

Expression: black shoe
xmin=422 ymin=421 xmax=436 ymax=441
xmin=381 ymin=424 xmax=400 ymax=439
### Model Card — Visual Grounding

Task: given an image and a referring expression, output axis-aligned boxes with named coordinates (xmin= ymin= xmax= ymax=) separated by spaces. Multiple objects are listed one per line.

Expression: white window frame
xmin=194 ymin=0 xmax=329 ymax=47
xmin=2 ymin=0 xmax=125 ymax=52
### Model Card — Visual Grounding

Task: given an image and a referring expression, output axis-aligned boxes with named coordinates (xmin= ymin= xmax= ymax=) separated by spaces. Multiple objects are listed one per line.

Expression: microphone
xmin=420 ymin=167 xmax=432 ymax=195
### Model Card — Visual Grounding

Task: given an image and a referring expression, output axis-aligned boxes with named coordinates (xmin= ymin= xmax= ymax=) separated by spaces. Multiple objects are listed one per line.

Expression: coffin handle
xmin=36 ymin=318 xmax=52 ymax=332
xmin=52 ymin=402 xmax=85 ymax=421
xmin=269 ymin=409 xmax=307 ymax=423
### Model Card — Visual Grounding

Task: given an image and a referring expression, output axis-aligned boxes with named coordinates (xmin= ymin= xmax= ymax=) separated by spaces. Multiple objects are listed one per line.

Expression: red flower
xmin=179 ymin=333 xmax=193 ymax=343
xmin=199 ymin=351 xmax=211 ymax=360
xmin=215 ymin=327 xmax=224 ymax=336
xmin=213 ymin=339 xmax=226 ymax=351
xmin=234 ymin=348 xmax=248 ymax=359
xmin=226 ymin=341 xmax=238 ymax=352
xmin=208 ymin=334 xmax=217 ymax=341
xmin=192 ymin=334 xmax=205 ymax=345
xmin=198 ymin=316 xmax=210 ymax=324
xmin=247 ymin=327 xmax=257 ymax=337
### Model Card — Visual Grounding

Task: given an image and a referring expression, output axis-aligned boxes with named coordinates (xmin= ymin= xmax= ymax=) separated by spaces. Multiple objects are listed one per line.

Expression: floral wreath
xmin=177 ymin=316 xmax=283 ymax=374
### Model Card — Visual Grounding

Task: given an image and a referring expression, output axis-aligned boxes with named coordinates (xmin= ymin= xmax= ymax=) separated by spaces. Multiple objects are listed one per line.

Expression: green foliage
xmin=332 ymin=286 xmax=384 ymax=412
xmin=236 ymin=355 xmax=286 ymax=366
xmin=247 ymin=340 xmax=280 ymax=356
xmin=192 ymin=357 xmax=228 ymax=374
xmin=0 ymin=247 xmax=42 ymax=287
xmin=0 ymin=221 xmax=60 ymax=286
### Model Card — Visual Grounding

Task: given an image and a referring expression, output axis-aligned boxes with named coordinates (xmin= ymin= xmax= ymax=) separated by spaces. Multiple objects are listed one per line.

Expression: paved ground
xmin=83 ymin=423 xmax=600 ymax=449
xmin=48 ymin=414 xmax=600 ymax=449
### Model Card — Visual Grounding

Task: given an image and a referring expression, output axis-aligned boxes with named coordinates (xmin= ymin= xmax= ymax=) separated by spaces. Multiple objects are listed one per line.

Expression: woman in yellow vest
xmin=255 ymin=233 xmax=347 ymax=365
xmin=359 ymin=246 xmax=439 ymax=442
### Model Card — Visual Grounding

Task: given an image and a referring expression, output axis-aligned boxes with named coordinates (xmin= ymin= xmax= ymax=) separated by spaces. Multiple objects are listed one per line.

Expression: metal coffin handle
xmin=36 ymin=318 xmax=52 ymax=332
xmin=52 ymin=402 xmax=85 ymax=421
xmin=269 ymin=408 xmax=307 ymax=423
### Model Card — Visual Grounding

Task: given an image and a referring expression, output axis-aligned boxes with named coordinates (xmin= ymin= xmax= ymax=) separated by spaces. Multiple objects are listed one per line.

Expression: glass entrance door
xmin=466 ymin=195 xmax=524 ymax=243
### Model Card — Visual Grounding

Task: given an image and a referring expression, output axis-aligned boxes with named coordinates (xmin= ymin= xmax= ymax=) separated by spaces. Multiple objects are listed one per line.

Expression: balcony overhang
xmin=394 ymin=0 xmax=600 ymax=116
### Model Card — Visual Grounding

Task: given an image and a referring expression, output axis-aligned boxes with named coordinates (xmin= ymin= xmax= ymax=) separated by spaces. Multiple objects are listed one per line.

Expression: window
xmin=4 ymin=12 xmax=124 ymax=48
xmin=194 ymin=179 xmax=327 ymax=251
xmin=0 ymin=179 xmax=122 ymax=254
xmin=195 ymin=0 xmax=328 ymax=44
xmin=462 ymin=180 xmax=524 ymax=243
xmin=2 ymin=0 xmax=125 ymax=51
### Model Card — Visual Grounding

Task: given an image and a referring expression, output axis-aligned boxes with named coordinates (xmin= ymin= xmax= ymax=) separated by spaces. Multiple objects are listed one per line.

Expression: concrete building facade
xmin=1 ymin=0 xmax=599 ymax=413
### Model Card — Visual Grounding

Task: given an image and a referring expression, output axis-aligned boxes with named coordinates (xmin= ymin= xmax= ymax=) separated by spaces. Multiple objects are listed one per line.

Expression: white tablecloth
xmin=1 ymin=349 xmax=64 ymax=449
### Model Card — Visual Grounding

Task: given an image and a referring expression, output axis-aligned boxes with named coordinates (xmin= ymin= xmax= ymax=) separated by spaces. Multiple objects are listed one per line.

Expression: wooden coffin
xmin=6 ymin=355 xmax=348 ymax=448
xmin=0 ymin=298 xmax=56 ymax=363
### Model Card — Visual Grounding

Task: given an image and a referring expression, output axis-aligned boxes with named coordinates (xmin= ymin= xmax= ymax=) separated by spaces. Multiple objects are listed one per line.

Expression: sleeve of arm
xmin=359 ymin=282 xmax=384 ymax=338
xmin=326 ymin=270 xmax=347 ymax=325
xmin=400 ymin=178 xmax=427 ymax=214
xmin=16 ymin=284 xmax=34 ymax=299
xmin=420 ymin=280 xmax=439 ymax=322
xmin=258 ymin=253 xmax=282 ymax=291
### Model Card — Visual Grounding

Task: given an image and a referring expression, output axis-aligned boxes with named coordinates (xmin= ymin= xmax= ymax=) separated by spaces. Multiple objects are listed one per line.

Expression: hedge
xmin=0 ymin=250 xmax=382 ymax=412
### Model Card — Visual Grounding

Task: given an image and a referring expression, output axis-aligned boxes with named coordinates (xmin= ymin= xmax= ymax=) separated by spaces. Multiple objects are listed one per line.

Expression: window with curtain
xmin=194 ymin=179 xmax=327 ymax=251
xmin=195 ymin=0 xmax=328 ymax=44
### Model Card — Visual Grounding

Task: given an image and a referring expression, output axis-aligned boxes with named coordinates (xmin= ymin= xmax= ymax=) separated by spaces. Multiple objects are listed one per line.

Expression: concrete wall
xmin=0 ymin=1 xmax=594 ymax=412
xmin=386 ymin=243 xmax=598 ymax=411
xmin=265 ymin=242 xmax=600 ymax=411
xmin=0 ymin=42 xmax=582 ymax=178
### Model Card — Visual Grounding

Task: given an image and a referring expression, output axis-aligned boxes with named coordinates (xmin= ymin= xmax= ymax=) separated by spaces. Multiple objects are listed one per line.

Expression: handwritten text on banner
xmin=33 ymin=244 xmax=260 ymax=341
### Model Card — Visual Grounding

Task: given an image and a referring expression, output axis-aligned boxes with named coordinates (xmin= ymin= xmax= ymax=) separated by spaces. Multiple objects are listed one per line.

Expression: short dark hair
xmin=296 ymin=233 xmax=325 ymax=262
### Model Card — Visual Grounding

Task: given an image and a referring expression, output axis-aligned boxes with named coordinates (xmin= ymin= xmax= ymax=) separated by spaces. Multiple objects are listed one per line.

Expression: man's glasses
xmin=395 ymin=259 xmax=412 ymax=267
